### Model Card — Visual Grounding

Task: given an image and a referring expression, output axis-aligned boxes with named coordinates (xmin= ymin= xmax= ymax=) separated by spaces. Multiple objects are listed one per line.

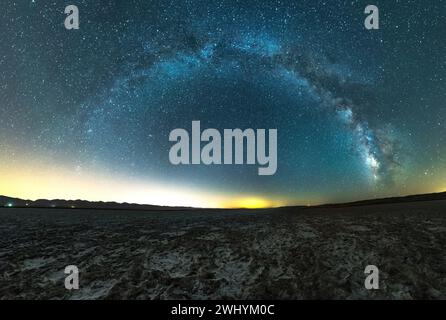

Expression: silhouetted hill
xmin=317 ymin=192 xmax=446 ymax=208
xmin=0 ymin=196 xmax=193 ymax=211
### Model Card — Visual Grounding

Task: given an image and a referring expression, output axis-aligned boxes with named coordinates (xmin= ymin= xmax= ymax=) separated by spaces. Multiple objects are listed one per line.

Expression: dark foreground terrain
xmin=0 ymin=200 xmax=445 ymax=299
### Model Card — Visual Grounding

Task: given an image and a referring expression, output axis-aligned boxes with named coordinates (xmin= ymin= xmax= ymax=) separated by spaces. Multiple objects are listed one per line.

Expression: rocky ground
xmin=0 ymin=200 xmax=445 ymax=299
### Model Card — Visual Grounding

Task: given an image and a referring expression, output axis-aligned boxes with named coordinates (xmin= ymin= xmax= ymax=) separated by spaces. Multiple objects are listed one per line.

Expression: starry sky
xmin=1 ymin=0 xmax=445 ymax=208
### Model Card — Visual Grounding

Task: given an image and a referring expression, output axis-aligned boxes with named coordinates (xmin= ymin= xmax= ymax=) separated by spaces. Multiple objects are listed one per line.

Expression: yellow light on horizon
xmin=0 ymin=152 xmax=293 ymax=209
xmin=224 ymin=197 xmax=275 ymax=209
xmin=0 ymin=162 xmax=225 ymax=208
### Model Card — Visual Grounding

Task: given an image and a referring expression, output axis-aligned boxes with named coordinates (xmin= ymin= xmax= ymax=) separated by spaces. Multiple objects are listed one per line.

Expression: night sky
xmin=1 ymin=0 xmax=445 ymax=208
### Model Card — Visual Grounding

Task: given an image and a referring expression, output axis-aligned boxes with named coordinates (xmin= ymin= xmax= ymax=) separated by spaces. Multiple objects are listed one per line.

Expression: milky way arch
xmin=78 ymin=30 xmax=401 ymax=188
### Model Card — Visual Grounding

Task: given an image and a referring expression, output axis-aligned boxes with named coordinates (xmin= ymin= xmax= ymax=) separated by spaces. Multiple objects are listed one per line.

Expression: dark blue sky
xmin=0 ymin=0 xmax=445 ymax=207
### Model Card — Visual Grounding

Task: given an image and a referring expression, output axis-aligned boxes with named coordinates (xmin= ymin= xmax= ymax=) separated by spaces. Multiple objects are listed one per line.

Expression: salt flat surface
xmin=0 ymin=201 xmax=445 ymax=299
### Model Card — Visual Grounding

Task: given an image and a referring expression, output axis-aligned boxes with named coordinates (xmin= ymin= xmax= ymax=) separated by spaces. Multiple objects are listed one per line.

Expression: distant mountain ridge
xmin=0 ymin=196 xmax=193 ymax=211
xmin=1 ymin=192 xmax=446 ymax=210
xmin=317 ymin=191 xmax=446 ymax=208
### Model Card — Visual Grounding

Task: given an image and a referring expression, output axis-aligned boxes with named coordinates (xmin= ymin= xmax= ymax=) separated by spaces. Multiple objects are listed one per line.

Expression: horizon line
xmin=1 ymin=190 xmax=446 ymax=210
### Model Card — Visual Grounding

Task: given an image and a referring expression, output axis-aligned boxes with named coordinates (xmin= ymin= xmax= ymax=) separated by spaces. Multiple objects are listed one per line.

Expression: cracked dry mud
xmin=0 ymin=200 xmax=445 ymax=299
